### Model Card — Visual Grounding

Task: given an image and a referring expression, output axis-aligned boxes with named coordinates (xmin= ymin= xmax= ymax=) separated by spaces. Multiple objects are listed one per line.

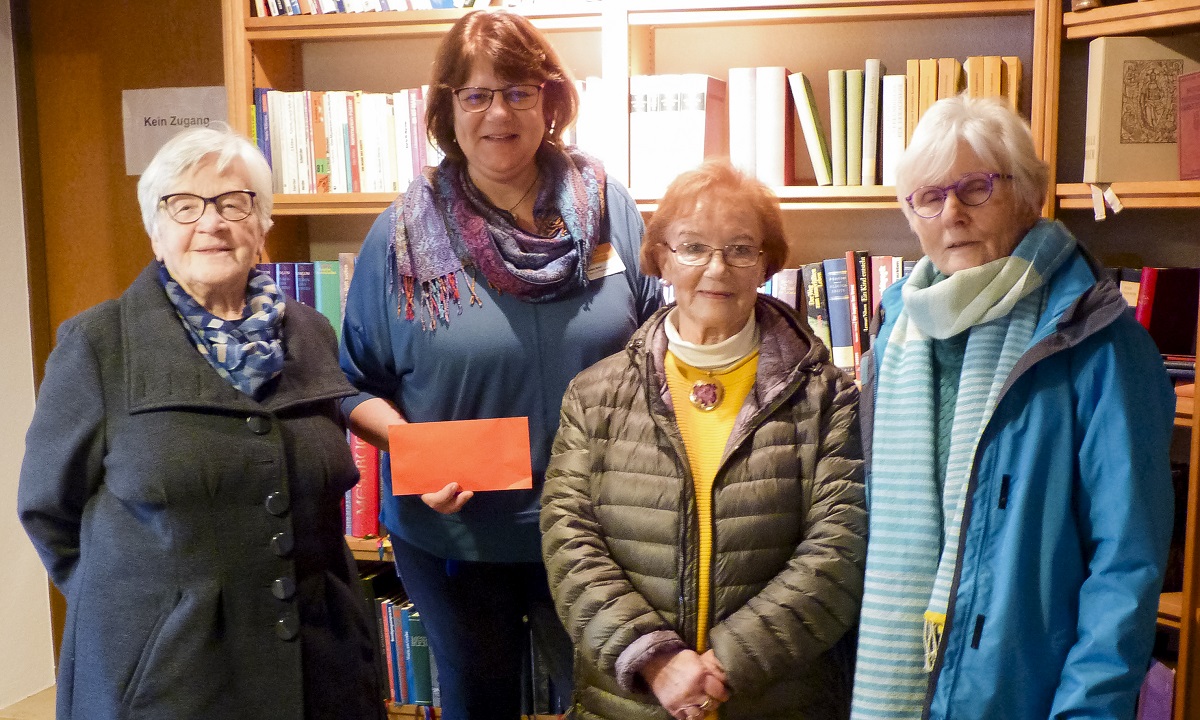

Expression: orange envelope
xmin=388 ymin=417 xmax=533 ymax=495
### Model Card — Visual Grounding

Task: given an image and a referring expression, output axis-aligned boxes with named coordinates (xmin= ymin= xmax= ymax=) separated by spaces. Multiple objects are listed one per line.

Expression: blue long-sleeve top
xmin=340 ymin=178 xmax=661 ymax=563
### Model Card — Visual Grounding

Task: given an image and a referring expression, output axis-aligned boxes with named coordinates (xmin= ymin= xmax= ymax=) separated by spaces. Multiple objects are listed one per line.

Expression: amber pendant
xmin=689 ymin=378 xmax=724 ymax=412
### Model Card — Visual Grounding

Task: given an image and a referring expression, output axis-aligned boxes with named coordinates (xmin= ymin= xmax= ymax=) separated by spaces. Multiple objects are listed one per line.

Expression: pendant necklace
xmin=502 ymin=170 xmax=539 ymax=214
xmin=689 ymin=370 xmax=725 ymax=412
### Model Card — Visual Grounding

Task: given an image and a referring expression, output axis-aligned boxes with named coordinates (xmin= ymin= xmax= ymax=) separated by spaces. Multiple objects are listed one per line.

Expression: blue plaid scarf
xmin=850 ymin=220 xmax=1077 ymax=720
xmin=158 ymin=261 xmax=287 ymax=399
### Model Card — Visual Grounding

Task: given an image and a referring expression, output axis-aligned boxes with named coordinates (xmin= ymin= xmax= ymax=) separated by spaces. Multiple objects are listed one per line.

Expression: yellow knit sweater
xmin=664 ymin=349 xmax=760 ymax=653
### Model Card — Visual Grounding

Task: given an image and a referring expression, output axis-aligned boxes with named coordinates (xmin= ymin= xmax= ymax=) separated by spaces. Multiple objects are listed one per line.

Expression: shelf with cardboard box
xmin=1049 ymin=4 xmax=1200 ymax=718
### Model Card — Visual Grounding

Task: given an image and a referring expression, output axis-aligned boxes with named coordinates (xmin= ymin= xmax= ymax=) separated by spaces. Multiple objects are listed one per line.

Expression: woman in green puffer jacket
xmin=541 ymin=159 xmax=867 ymax=720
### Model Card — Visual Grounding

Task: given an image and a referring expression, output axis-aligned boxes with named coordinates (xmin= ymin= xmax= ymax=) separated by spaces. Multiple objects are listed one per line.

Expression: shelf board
xmin=1064 ymin=0 xmax=1200 ymax=40
xmin=273 ymin=186 xmax=902 ymax=215
xmin=1057 ymin=181 xmax=1200 ymax=210
xmin=637 ymin=183 xmax=901 ymax=212
xmin=1180 ymin=394 xmax=1194 ymax=428
xmin=245 ymin=4 xmax=605 ymax=41
xmin=273 ymin=192 xmax=396 ymax=215
xmin=243 ymin=1 xmax=1034 ymax=41
xmin=628 ymin=0 xmax=1034 ymax=26
xmin=387 ymin=705 xmax=559 ymax=719
xmin=347 ymin=535 xmax=392 ymax=562
xmin=1161 ymin=591 xmax=1184 ymax=629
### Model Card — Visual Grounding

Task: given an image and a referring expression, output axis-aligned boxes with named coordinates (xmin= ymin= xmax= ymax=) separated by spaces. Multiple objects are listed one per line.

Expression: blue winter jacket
xmin=861 ymin=241 xmax=1174 ymax=720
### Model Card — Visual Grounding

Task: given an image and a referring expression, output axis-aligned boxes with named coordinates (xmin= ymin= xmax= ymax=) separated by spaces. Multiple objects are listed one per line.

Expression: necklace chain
xmin=502 ymin=171 xmax=539 ymax=213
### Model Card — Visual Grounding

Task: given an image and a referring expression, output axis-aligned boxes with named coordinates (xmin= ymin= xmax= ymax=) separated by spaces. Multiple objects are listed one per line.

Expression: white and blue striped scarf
xmin=850 ymin=220 xmax=1076 ymax=720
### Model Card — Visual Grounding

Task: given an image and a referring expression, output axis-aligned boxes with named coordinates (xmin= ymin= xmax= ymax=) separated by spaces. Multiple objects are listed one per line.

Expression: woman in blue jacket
xmin=339 ymin=11 xmax=660 ymax=720
xmin=850 ymin=96 xmax=1175 ymax=720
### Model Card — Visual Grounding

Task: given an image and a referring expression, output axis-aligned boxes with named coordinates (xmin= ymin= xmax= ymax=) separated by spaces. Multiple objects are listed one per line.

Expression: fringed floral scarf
xmin=158 ymin=261 xmax=287 ymax=399
xmin=388 ymin=143 xmax=607 ymax=329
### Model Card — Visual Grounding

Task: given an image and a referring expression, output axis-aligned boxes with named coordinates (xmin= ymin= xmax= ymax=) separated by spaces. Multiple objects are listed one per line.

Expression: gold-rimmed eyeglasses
xmin=665 ymin=242 xmax=763 ymax=268
xmin=159 ymin=190 xmax=257 ymax=224
xmin=452 ymin=84 xmax=544 ymax=113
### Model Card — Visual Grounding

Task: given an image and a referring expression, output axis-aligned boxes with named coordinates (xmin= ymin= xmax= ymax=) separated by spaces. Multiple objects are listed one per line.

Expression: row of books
xmin=252 ymin=258 xmax=388 ymax=537
xmin=253 ymin=88 xmax=445 ymax=195
xmin=633 ymin=56 xmax=1021 ymax=196
xmin=252 ymin=0 xmax=469 ymax=16
xmin=363 ymin=570 xmax=566 ymax=714
xmin=804 ymin=253 xmax=915 ymax=382
xmin=1108 ymin=265 xmax=1200 ymax=380
xmin=361 ymin=573 xmax=437 ymax=707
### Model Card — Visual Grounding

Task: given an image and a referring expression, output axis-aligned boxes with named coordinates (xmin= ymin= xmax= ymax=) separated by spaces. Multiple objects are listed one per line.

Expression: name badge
xmin=586 ymin=243 xmax=627 ymax=280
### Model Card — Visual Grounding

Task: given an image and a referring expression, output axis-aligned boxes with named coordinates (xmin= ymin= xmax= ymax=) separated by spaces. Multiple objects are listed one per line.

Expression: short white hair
xmin=895 ymin=95 xmax=1048 ymax=222
xmin=136 ymin=123 xmax=274 ymax=239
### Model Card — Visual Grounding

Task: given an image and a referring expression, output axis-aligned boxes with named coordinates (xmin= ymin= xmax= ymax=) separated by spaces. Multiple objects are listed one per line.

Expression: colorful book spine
xmin=276 ymin=262 xmax=298 ymax=301
xmin=822 ymin=257 xmax=855 ymax=374
xmin=348 ymin=433 xmax=381 ymax=538
xmin=313 ymin=260 xmax=343 ymax=337
xmin=801 ymin=262 xmax=833 ymax=353
xmin=294 ymin=261 xmax=316 ymax=308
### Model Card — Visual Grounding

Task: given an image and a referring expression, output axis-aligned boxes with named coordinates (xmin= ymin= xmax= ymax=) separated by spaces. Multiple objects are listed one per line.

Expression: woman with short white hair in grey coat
xmin=18 ymin=125 xmax=384 ymax=720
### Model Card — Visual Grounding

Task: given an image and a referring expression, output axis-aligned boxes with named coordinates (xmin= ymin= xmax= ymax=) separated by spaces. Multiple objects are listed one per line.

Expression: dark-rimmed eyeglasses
xmin=160 ymin=191 xmax=257 ymax=224
xmin=665 ymin=242 xmax=763 ymax=268
xmin=452 ymin=84 xmax=544 ymax=113
xmin=906 ymin=172 xmax=1014 ymax=219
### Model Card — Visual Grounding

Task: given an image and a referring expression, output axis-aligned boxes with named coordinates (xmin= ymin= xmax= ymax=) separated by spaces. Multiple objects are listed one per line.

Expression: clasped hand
xmin=421 ymin=482 xmax=473 ymax=514
xmin=643 ymin=649 xmax=729 ymax=720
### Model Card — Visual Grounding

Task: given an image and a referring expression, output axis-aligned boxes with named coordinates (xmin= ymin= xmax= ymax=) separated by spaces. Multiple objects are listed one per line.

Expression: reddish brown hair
xmin=640 ymin=158 xmax=788 ymax=279
xmin=425 ymin=11 xmax=579 ymax=166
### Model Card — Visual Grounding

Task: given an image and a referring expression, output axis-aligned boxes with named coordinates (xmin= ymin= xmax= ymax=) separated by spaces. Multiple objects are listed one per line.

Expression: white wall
xmin=0 ymin=0 xmax=57 ymax=708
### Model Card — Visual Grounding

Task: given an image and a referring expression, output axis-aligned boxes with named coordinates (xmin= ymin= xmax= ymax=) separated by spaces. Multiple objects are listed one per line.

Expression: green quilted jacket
xmin=541 ymin=296 xmax=866 ymax=720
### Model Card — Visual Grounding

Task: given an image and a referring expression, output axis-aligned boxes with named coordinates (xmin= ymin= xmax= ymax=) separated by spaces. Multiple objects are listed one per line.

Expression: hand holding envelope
xmin=388 ymin=417 xmax=534 ymax=496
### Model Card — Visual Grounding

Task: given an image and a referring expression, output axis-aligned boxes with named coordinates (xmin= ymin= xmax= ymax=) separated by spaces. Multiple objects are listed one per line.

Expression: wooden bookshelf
xmin=346 ymin=535 xmax=393 ymax=562
xmin=1064 ymin=0 xmax=1200 ymax=39
xmin=387 ymin=705 xmax=561 ymax=719
xmin=1057 ymin=181 xmax=1200 ymax=210
xmin=1163 ymin=591 xmax=1186 ymax=630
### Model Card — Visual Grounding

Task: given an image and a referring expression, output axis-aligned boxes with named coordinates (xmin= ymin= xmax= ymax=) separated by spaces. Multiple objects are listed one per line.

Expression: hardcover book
xmin=1135 ymin=266 xmax=1200 ymax=357
xmin=788 ymin=72 xmax=832 ymax=186
xmin=801 ymin=261 xmax=834 ymax=352
xmin=728 ymin=67 xmax=758 ymax=177
xmin=822 ymin=257 xmax=855 ymax=374
xmin=829 ymin=69 xmax=847 ymax=186
xmin=1180 ymin=71 xmax=1200 ymax=180
xmin=1083 ymin=34 xmax=1200 ymax=183
xmin=861 ymin=59 xmax=884 ymax=186
xmin=846 ymin=68 xmax=865 ymax=186
xmin=754 ymin=66 xmax=794 ymax=187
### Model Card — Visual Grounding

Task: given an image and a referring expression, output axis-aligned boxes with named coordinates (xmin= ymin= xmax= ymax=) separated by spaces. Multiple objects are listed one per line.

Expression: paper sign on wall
xmin=122 ymin=87 xmax=227 ymax=176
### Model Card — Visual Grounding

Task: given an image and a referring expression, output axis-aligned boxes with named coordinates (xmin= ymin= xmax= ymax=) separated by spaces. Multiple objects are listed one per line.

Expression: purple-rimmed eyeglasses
xmin=906 ymin=172 xmax=1014 ymax=219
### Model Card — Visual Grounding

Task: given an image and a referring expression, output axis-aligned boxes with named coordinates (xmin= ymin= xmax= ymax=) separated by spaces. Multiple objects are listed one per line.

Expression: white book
xmin=880 ymin=74 xmax=907 ymax=187
xmin=754 ymin=66 xmax=791 ymax=187
xmin=628 ymin=74 xmax=654 ymax=194
xmin=787 ymin=71 xmax=832 ymax=187
xmin=727 ymin=67 xmax=757 ymax=177
xmin=265 ymin=90 xmax=286 ymax=193
xmin=324 ymin=91 xmax=347 ymax=193
xmin=392 ymin=89 xmax=414 ymax=190
xmin=281 ymin=92 xmax=300 ymax=194
xmin=383 ymin=94 xmax=399 ymax=192
xmin=862 ymin=59 xmax=884 ymax=186
xmin=298 ymin=91 xmax=315 ymax=194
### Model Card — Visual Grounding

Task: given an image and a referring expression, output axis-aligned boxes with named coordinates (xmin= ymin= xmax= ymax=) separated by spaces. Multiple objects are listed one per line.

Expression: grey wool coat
xmin=18 ymin=264 xmax=385 ymax=720
xmin=541 ymin=295 xmax=867 ymax=720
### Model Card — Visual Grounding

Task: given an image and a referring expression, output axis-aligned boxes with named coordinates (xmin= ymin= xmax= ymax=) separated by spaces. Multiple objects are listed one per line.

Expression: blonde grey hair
xmin=895 ymin=95 xmax=1048 ymax=222
xmin=136 ymin=123 xmax=274 ymax=239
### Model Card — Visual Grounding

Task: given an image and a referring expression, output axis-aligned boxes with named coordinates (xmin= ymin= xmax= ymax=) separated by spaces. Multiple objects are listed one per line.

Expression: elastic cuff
xmin=615 ymin=630 xmax=686 ymax=694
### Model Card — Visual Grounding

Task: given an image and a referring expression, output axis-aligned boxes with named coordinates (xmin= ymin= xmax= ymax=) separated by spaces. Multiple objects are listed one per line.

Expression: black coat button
xmin=270 ymin=530 xmax=294 ymax=556
xmin=265 ymin=491 xmax=290 ymax=516
xmin=272 ymin=576 xmax=297 ymax=600
xmin=246 ymin=416 xmax=271 ymax=435
xmin=276 ymin=612 xmax=299 ymax=641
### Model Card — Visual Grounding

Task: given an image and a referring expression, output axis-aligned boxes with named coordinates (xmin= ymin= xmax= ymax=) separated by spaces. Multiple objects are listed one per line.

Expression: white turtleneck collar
xmin=664 ymin=308 xmax=760 ymax=370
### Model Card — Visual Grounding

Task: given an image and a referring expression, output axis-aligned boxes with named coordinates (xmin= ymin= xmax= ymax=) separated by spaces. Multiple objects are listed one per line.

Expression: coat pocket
xmin=120 ymin=588 xmax=183 ymax=709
